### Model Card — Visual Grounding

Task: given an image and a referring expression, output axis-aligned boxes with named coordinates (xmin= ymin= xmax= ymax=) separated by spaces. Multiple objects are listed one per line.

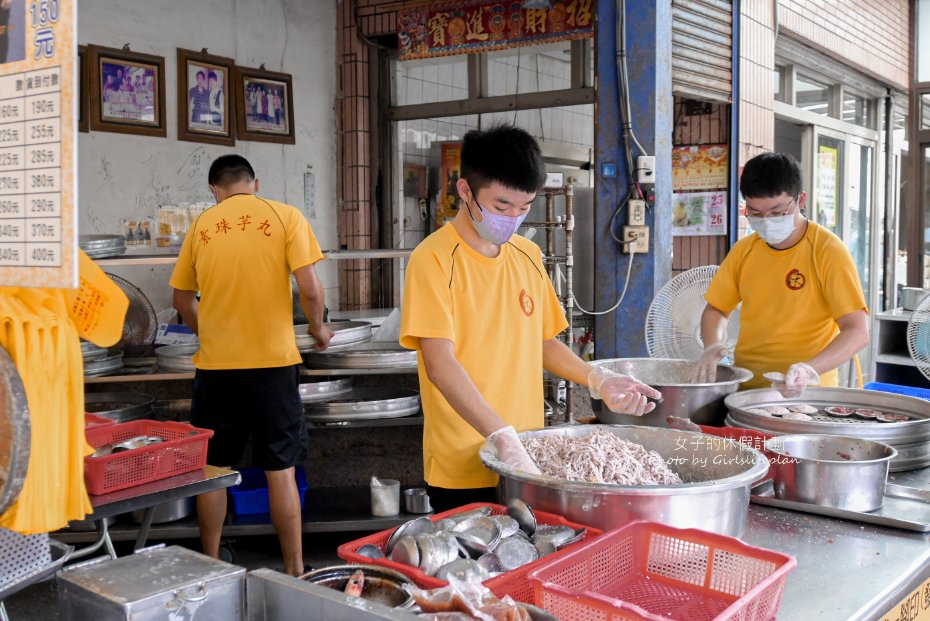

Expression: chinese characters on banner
xmin=398 ymin=0 xmax=593 ymax=61
xmin=671 ymin=191 xmax=727 ymax=237
xmin=816 ymin=145 xmax=838 ymax=230
xmin=0 ymin=0 xmax=76 ymax=287
xmin=436 ymin=142 xmax=461 ymax=229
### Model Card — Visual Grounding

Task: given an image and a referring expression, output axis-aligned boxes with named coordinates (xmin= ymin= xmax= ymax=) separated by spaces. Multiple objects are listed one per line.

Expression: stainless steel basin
xmin=590 ymin=358 xmax=753 ymax=426
xmin=480 ymin=425 xmax=769 ymax=537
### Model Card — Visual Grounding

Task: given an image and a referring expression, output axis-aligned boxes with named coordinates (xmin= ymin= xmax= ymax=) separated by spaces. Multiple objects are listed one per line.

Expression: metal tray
xmin=84 ymin=392 xmax=155 ymax=423
xmin=81 ymin=340 xmax=109 ymax=362
xmin=751 ymin=478 xmax=930 ymax=533
xmin=303 ymin=387 xmax=420 ymax=422
xmin=79 ymin=234 xmax=126 ymax=258
xmin=725 ymin=387 xmax=930 ymax=471
xmin=83 ymin=351 xmax=124 ymax=377
xmin=299 ymin=377 xmax=353 ymax=403
xmin=294 ymin=321 xmax=372 ymax=353
xmin=303 ymin=342 xmax=417 ymax=369
xmin=155 ymin=344 xmax=198 ymax=372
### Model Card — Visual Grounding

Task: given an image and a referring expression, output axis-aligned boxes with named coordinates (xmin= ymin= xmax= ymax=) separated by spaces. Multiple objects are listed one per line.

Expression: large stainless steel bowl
xmin=590 ymin=358 xmax=753 ymax=426
xmin=765 ymin=434 xmax=896 ymax=512
xmin=480 ymin=425 xmax=769 ymax=537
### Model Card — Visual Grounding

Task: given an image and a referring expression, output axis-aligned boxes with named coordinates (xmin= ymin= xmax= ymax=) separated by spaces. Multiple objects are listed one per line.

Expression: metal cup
xmin=403 ymin=488 xmax=432 ymax=514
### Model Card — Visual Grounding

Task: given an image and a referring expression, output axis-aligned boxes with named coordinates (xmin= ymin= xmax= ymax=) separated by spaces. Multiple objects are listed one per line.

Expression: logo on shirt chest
xmin=518 ymin=289 xmax=535 ymax=316
xmin=785 ymin=268 xmax=806 ymax=290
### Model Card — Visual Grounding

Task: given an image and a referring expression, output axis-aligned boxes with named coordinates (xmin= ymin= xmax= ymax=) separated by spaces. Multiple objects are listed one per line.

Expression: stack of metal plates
xmin=299 ymin=377 xmax=353 ymax=403
xmin=83 ymin=350 xmax=124 ymax=377
xmin=303 ymin=342 xmax=417 ymax=370
xmin=155 ymin=344 xmax=198 ymax=372
xmin=84 ymin=392 xmax=155 ymax=423
xmin=79 ymin=234 xmax=127 ymax=259
xmin=81 ymin=340 xmax=108 ymax=362
xmin=303 ymin=387 xmax=420 ymax=422
xmin=294 ymin=321 xmax=372 ymax=353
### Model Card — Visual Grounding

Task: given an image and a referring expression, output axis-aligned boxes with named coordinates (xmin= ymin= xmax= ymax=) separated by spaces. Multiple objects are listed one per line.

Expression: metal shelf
xmin=306 ymin=415 xmax=423 ymax=429
xmin=876 ymin=353 xmax=917 ymax=367
xmin=91 ymin=248 xmax=415 ymax=267
xmin=53 ymin=487 xmax=423 ymax=543
xmin=85 ymin=366 xmax=417 ymax=383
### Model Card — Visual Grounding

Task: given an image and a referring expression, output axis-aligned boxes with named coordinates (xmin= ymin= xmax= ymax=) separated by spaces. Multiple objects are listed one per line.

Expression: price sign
xmin=0 ymin=0 xmax=75 ymax=286
xmin=671 ymin=190 xmax=728 ymax=237
xmin=879 ymin=575 xmax=930 ymax=621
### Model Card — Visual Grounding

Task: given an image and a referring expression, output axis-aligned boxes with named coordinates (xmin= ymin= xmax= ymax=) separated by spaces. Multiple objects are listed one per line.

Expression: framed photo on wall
xmin=78 ymin=45 xmax=89 ymax=133
xmin=234 ymin=65 xmax=294 ymax=144
xmin=88 ymin=45 xmax=166 ymax=137
xmin=177 ymin=48 xmax=235 ymax=146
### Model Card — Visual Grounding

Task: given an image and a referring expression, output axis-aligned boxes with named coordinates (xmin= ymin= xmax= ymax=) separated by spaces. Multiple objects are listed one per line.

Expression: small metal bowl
xmin=435 ymin=558 xmax=489 ymax=582
xmin=452 ymin=516 xmax=501 ymax=557
xmin=492 ymin=535 xmax=539 ymax=571
xmin=506 ymin=498 xmax=537 ymax=536
xmin=490 ymin=515 xmax=520 ymax=538
xmin=532 ymin=524 xmax=575 ymax=548
xmin=356 ymin=543 xmax=385 ymax=560
xmin=385 ymin=516 xmax=436 ymax=554
xmin=388 ymin=535 xmax=420 ymax=568
xmin=299 ymin=564 xmax=415 ymax=609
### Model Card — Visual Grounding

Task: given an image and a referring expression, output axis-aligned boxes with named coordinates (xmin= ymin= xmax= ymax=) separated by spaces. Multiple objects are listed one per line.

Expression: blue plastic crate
xmin=864 ymin=382 xmax=930 ymax=401
xmin=229 ymin=467 xmax=309 ymax=515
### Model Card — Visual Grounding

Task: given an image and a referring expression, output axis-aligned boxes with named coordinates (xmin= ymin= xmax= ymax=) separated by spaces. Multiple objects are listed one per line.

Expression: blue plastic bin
xmin=863 ymin=381 xmax=930 ymax=401
xmin=229 ymin=467 xmax=309 ymax=515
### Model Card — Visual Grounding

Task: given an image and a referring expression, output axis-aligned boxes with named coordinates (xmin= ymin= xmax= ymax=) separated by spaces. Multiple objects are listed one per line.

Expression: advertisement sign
xmin=398 ymin=0 xmax=593 ymax=61
xmin=672 ymin=144 xmax=728 ymax=192
xmin=436 ymin=142 xmax=461 ymax=229
xmin=672 ymin=191 xmax=727 ymax=237
xmin=816 ymin=145 xmax=838 ymax=230
xmin=0 ymin=0 xmax=76 ymax=287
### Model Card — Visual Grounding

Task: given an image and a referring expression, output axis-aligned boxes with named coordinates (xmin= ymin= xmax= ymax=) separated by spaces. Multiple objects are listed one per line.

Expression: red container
xmin=84 ymin=412 xmax=117 ymax=429
xmin=337 ymin=502 xmax=603 ymax=604
xmin=699 ymin=425 xmax=776 ymax=480
xmin=528 ymin=520 xmax=796 ymax=621
xmin=84 ymin=420 xmax=213 ymax=495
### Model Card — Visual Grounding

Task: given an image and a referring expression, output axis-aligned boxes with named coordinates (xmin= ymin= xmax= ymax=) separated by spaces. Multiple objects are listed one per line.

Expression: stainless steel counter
xmin=744 ymin=467 xmax=930 ymax=621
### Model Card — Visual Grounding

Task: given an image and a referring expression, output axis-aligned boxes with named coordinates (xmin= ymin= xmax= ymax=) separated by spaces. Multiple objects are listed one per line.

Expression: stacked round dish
xmin=84 ymin=392 xmax=154 ymax=423
xmin=79 ymin=234 xmax=127 ymax=259
xmin=303 ymin=387 xmax=420 ymax=423
xmin=303 ymin=342 xmax=417 ymax=370
xmin=155 ymin=344 xmax=197 ymax=372
xmin=299 ymin=377 xmax=353 ymax=403
xmin=83 ymin=350 xmax=124 ymax=377
xmin=294 ymin=321 xmax=372 ymax=353
xmin=725 ymin=387 xmax=930 ymax=471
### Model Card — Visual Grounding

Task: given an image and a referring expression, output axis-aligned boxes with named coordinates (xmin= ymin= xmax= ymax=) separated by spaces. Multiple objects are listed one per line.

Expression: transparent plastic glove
xmin=689 ymin=343 xmax=728 ymax=383
xmin=588 ymin=366 xmax=663 ymax=416
xmin=487 ymin=426 xmax=541 ymax=475
xmin=771 ymin=362 xmax=820 ymax=399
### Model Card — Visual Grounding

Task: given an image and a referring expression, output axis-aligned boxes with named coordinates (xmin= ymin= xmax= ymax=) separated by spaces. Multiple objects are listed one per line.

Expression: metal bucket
xmin=590 ymin=358 xmax=753 ymax=426
xmin=480 ymin=425 xmax=769 ymax=538
xmin=765 ymin=434 xmax=896 ymax=512
xmin=298 ymin=564 xmax=415 ymax=609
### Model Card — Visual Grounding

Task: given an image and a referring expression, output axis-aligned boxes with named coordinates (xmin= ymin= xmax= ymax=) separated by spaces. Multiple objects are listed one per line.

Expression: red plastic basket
xmin=699 ymin=425 xmax=777 ymax=480
xmin=528 ymin=520 xmax=797 ymax=621
xmin=84 ymin=420 xmax=213 ymax=495
xmin=337 ymin=502 xmax=603 ymax=603
xmin=84 ymin=412 xmax=117 ymax=429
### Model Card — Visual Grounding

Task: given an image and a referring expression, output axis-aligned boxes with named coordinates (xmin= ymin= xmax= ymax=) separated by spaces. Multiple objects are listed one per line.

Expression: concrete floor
xmin=2 ymin=532 xmax=352 ymax=620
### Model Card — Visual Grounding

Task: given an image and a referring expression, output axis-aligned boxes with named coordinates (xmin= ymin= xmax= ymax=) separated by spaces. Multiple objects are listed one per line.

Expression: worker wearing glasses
xmin=691 ymin=152 xmax=868 ymax=393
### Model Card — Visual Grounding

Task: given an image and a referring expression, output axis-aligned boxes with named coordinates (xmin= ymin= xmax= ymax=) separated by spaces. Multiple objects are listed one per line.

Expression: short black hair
xmin=208 ymin=71 xmax=217 ymax=81
xmin=208 ymin=154 xmax=255 ymax=187
xmin=740 ymin=152 xmax=803 ymax=198
xmin=196 ymin=70 xmax=206 ymax=80
xmin=461 ymin=124 xmax=546 ymax=194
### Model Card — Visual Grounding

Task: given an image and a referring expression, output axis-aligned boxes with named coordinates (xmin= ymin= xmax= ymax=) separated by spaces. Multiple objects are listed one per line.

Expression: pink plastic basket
xmin=84 ymin=420 xmax=213 ymax=495
xmin=528 ymin=520 xmax=796 ymax=621
xmin=337 ymin=502 xmax=603 ymax=603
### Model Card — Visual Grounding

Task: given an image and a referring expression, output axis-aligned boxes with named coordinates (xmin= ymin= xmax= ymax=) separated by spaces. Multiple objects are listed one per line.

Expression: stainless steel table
xmin=55 ymin=466 xmax=240 ymax=560
xmin=744 ymin=467 xmax=930 ymax=621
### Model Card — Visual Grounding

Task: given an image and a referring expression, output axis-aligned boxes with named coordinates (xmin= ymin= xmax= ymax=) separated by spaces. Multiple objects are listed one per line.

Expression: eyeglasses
xmin=745 ymin=195 xmax=799 ymax=219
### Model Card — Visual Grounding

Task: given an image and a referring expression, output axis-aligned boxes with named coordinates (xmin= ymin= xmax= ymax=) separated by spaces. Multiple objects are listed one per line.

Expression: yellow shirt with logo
xmin=169 ymin=194 xmax=323 ymax=370
xmin=705 ymin=221 xmax=867 ymax=389
xmin=400 ymin=224 xmax=568 ymax=489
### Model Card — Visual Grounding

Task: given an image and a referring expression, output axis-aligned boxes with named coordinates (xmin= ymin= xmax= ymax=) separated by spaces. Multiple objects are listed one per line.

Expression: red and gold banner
xmin=671 ymin=144 xmax=729 ymax=192
xmin=398 ymin=0 xmax=594 ymax=61
xmin=436 ymin=142 xmax=462 ymax=229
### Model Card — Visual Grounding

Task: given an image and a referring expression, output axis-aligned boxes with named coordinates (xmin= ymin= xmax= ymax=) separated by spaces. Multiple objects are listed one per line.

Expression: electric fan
xmin=645 ymin=265 xmax=741 ymax=360
xmin=106 ymin=273 xmax=158 ymax=357
xmin=906 ymin=292 xmax=930 ymax=381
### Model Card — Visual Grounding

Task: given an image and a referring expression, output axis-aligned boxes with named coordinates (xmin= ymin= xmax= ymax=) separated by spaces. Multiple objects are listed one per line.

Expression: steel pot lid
xmin=294 ymin=321 xmax=372 ymax=353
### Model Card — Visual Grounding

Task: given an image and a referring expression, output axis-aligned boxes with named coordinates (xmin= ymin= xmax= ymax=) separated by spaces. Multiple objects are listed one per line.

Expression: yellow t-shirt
xmin=169 ymin=194 xmax=323 ymax=369
xmin=705 ymin=221 xmax=867 ymax=389
xmin=400 ymin=224 xmax=568 ymax=489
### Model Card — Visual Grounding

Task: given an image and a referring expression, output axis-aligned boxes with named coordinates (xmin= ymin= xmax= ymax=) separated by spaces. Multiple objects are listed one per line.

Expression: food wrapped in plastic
xmin=409 ymin=573 xmax=532 ymax=621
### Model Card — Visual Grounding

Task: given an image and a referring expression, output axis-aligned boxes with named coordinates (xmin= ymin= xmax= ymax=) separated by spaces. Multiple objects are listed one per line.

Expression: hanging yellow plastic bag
xmin=63 ymin=250 xmax=129 ymax=347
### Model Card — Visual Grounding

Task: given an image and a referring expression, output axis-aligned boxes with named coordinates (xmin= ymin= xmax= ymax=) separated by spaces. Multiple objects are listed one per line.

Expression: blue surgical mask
xmin=747 ymin=213 xmax=798 ymax=245
xmin=465 ymin=193 xmax=528 ymax=246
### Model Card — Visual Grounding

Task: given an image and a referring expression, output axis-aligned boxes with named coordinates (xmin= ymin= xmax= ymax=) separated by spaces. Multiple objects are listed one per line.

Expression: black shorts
xmin=191 ymin=365 xmax=307 ymax=471
xmin=426 ymin=486 xmax=498 ymax=514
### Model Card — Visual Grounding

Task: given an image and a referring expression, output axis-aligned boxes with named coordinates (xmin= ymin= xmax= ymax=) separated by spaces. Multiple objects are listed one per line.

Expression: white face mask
xmin=747 ymin=212 xmax=798 ymax=245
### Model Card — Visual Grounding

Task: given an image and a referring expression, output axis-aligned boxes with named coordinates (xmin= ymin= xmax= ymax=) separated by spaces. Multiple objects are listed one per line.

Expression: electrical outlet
xmin=636 ymin=156 xmax=655 ymax=184
xmin=622 ymin=225 xmax=649 ymax=253
xmin=628 ymin=199 xmax=646 ymax=226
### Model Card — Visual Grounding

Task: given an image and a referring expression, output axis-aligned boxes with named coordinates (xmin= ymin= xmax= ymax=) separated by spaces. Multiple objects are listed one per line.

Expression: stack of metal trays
xmin=81 ymin=340 xmax=109 ymax=362
xmin=303 ymin=387 xmax=420 ymax=422
xmin=303 ymin=342 xmax=417 ymax=370
xmin=294 ymin=321 xmax=372 ymax=353
xmin=725 ymin=387 xmax=930 ymax=471
xmin=79 ymin=234 xmax=127 ymax=259
xmin=83 ymin=350 xmax=124 ymax=377
xmin=84 ymin=392 xmax=155 ymax=423
xmin=155 ymin=344 xmax=198 ymax=372
xmin=299 ymin=377 xmax=353 ymax=403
